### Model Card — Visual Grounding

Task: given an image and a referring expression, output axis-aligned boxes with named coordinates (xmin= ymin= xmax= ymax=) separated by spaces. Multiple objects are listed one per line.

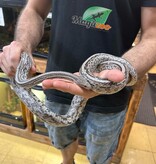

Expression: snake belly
xmin=10 ymin=52 xmax=137 ymax=127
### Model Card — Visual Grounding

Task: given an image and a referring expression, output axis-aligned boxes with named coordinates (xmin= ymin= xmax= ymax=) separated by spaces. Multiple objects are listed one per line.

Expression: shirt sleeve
xmin=141 ymin=0 xmax=156 ymax=7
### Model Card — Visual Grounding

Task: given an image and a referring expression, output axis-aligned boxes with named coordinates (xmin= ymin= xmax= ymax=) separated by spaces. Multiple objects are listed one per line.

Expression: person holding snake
xmin=0 ymin=0 xmax=156 ymax=164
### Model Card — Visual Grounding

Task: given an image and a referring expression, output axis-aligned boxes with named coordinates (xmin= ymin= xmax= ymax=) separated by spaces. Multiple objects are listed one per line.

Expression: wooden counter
xmin=34 ymin=57 xmax=47 ymax=73
xmin=148 ymin=65 xmax=156 ymax=74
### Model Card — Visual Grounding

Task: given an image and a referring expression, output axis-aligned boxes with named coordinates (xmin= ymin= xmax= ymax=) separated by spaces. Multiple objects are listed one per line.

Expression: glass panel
xmin=0 ymin=2 xmax=51 ymax=132
xmin=0 ymin=73 xmax=26 ymax=128
xmin=0 ymin=5 xmax=51 ymax=55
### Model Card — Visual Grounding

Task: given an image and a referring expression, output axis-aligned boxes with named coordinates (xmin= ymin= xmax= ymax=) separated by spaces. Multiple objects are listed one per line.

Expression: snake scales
xmin=10 ymin=52 xmax=137 ymax=127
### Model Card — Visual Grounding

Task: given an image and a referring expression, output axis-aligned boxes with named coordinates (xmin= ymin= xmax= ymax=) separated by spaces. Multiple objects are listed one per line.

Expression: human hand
xmin=42 ymin=69 xmax=125 ymax=99
xmin=0 ymin=41 xmax=36 ymax=77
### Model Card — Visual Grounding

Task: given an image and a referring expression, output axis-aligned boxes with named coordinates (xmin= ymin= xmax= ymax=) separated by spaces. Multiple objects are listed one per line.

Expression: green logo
xmin=72 ymin=6 xmax=112 ymax=31
xmin=82 ymin=6 xmax=112 ymax=24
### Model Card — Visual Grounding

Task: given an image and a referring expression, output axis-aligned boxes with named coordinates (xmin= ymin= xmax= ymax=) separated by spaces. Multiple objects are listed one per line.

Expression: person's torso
xmin=45 ymin=0 xmax=141 ymax=113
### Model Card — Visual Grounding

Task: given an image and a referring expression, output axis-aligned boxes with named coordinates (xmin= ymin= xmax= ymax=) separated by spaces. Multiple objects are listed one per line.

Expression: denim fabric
xmin=44 ymin=100 xmax=126 ymax=164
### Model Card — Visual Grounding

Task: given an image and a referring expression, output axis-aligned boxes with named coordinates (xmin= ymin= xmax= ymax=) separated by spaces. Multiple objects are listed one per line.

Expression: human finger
xmin=42 ymin=79 xmax=98 ymax=99
xmin=1 ymin=41 xmax=36 ymax=76
xmin=1 ymin=42 xmax=22 ymax=76
xmin=95 ymin=69 xmax=125 ymax=82
xmin=0 ymin=49 xmax=15 ymax=76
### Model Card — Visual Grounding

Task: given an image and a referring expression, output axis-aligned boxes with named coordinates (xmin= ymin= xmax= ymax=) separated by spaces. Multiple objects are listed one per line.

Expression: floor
xmin=121 ymin=123 xmax=156 ymax=164
xmin=0 ymin=123 xmax=155 ymax=164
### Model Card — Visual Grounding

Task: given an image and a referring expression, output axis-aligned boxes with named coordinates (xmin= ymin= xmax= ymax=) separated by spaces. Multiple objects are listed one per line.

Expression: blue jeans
xmin=45 ymin=100 xmax=127 ymax=164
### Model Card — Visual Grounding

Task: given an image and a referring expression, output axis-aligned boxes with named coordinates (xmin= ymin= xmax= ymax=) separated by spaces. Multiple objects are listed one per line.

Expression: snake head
xmin=15 ymin=52 xmax=33 ymax=83
xmin=20 ymin=52 xmax=33 ymax=70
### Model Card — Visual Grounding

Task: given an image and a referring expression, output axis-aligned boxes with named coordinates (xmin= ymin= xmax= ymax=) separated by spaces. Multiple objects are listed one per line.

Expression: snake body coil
xmin=10 ymin=52 xmax=137 ymax=127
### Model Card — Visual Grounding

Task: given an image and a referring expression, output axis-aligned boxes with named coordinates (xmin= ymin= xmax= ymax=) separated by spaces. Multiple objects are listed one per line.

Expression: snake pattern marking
xmin=10 ymin=52 xmax=137 ymax=127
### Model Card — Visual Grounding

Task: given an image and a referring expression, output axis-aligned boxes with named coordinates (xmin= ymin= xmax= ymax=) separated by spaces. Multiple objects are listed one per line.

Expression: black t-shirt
xmin=45 ymin=0 xmax=156 ymax=113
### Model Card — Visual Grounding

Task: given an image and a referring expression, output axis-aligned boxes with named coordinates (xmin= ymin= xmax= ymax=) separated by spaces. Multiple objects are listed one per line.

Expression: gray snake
xmin=10 ymin=52 xmax=137 ymax=127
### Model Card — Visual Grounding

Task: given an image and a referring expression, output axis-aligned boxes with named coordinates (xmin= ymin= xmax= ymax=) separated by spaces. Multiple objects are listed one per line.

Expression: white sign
xmin=0 ymin=8 xmax=5 ymax=26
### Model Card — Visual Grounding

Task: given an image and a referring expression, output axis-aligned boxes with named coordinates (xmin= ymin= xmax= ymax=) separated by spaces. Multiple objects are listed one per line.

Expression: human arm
xmin=0 ymin=0 xmax=52 ymax=76
xmin=122 ymin=7 xmax=156 ymax=78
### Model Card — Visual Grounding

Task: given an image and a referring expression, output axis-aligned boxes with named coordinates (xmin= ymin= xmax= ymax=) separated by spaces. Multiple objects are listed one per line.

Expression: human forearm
xmin=122 ymin=37 xmax=156 ymax=78
xmin=122 ymin=7 xmax=156 ymax=79
xmin=14 ymin=6 xmax=45 ymax=53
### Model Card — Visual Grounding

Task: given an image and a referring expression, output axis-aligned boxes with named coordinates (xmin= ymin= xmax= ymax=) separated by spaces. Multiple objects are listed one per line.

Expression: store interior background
xmin=0 ymin=1 xmax=156 ymax=164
